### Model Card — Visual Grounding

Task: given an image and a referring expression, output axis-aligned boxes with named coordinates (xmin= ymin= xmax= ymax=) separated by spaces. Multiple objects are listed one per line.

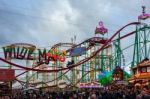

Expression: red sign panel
xmin=0 ymin=69 xmax=15 ymax=81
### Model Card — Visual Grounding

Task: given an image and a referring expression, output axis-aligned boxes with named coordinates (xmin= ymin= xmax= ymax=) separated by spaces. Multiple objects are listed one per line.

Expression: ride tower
xmin=94 ymin=21 xmax=112 ymax=74
xmin=113 ymin=32 xmax=123 ymax=68
xmin=132 ymin=6 xmax=150 ymax=67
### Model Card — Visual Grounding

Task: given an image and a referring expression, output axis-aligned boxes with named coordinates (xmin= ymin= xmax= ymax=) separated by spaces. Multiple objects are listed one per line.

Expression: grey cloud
xmin=0 ymin=0 xmax=149 ymax=51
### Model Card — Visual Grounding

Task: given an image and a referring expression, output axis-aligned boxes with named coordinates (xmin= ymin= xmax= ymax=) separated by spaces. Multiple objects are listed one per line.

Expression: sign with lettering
xmin=3 ymin=46 xmax=66 ymax=65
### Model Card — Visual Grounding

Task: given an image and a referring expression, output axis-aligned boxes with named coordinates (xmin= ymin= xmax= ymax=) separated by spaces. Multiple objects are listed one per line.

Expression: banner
xmin=69 ymin=47 xmax=86 ymax=57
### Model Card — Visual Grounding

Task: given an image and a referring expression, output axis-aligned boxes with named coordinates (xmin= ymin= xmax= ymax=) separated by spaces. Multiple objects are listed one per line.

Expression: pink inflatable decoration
xmin=138 ymin=6 xmax=150 ymax=20
xmin=95 ymin=21 xmax=108 ymax=35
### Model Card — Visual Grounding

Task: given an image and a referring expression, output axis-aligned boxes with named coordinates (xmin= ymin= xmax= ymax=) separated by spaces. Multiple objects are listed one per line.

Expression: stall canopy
xmin=98 ymin=70 xmax=131 ymax=85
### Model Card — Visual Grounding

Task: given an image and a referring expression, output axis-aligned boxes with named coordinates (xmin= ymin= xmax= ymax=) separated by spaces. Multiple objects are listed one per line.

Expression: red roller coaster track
xmin=0 ymin=22 xmax=141 ymax=87
xmin=0 ymin=22 xmax=140 ymax=73
xmin=10 ymin=22 xmax=141 ymax=86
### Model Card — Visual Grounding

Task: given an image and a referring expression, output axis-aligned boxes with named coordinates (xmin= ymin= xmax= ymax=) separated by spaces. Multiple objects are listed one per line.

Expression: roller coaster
xmin=0 ymin=6 xmax=150 ymax=90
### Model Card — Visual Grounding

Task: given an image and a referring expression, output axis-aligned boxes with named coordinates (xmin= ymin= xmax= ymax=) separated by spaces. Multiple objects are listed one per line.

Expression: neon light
xmin=3 ymin=46 xmax=66 ymax=64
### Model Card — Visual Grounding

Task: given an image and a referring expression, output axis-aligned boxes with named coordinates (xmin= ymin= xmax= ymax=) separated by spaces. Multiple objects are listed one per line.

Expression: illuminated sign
xmin=3 ymin=46 xmax=66 ymax=64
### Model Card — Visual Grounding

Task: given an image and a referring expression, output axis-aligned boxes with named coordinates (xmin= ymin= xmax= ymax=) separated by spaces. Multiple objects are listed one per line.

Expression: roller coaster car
xmin=67 ymin=60 xmax=74 ymax=67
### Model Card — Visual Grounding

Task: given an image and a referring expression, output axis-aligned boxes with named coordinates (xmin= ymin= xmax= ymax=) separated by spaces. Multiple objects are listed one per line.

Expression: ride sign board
xmin=2 ymin=46 xmax=66 ymax=64
xmin=0 ymin=69 xmax=15 ymax=81
xmin=69 ymin=47 xmax=86 ymax=57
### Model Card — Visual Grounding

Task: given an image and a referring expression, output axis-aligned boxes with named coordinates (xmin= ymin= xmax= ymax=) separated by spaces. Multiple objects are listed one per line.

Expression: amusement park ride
xmin=0 ymin=6 xmax=150 ymax=91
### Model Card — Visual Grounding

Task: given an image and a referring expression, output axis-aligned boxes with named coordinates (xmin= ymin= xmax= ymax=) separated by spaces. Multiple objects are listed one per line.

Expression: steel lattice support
xmin=132 ymin=25 xmax=150 ymax=67
xmin=113 ymin=33 xmax=122 ymax=67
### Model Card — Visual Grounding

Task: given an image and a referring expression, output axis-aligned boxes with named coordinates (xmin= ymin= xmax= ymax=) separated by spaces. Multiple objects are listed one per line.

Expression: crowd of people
xmin=0 ymin=85 xmax=150 ymax=99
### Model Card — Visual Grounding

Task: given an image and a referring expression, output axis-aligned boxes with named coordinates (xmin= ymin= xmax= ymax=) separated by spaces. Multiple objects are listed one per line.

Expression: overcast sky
xmin=0 ymin=0 xmax=150 ymax=74
xmin=0 ymin=0 xmax=149 ymax=47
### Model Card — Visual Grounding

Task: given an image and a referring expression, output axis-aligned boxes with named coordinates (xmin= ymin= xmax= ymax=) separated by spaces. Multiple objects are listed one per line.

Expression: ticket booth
xmin=112 ymin=66 xmax=123 ymax=81
xmin=0 ymin=69 xmax=15 ymax=96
